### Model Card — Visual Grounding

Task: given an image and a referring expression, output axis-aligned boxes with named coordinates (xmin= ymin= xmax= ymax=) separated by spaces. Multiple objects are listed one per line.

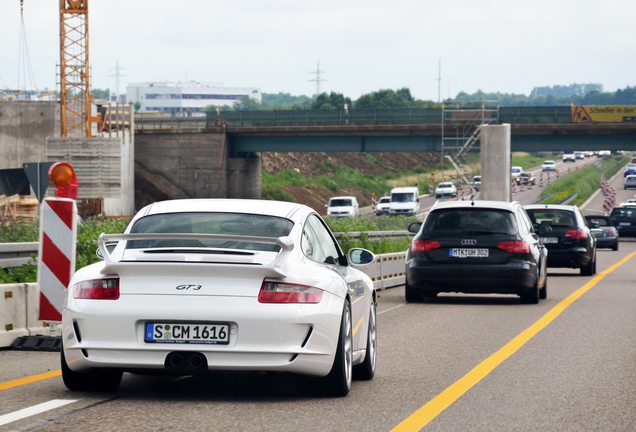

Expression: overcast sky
xmin=2 ymin=0 xmax=634 ymax=101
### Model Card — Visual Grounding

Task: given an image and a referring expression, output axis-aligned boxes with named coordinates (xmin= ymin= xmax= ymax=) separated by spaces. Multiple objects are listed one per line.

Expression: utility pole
xmin=108 ymin=60 xmax=126 ymax=103
xmin=437 ymin=59 xmax=441 ymax=104
xmin=309 ymin=61 xmax=327 ymax=96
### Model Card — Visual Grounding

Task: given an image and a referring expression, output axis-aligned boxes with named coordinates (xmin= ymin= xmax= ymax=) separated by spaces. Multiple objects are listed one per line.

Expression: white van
xmin=325 ymin=196 xmax=359 ymax=217
xmin=389 ymin=187 xmax=420 ymax=216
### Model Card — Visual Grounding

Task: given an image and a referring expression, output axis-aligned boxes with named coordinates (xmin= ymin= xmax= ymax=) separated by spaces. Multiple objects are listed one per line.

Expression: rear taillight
xmin=610 ymin=227 xmax=617 ymax=236
xmin=72 ymin=278 xmax=119 ymax=300
xmin=497 ymin=241 xmax=531 ymax=253
xmin=565 ymin=230 xmax=587 ymax=239
xmin=258 ymin=282 xmax=323 ymax=303
xmin=411 ymin=240 xmax=441 ymax=252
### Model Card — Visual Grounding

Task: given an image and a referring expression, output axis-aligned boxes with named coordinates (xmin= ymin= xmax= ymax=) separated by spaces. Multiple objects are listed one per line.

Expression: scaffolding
xmin=441 ymin=103 xmax=499 ymax=189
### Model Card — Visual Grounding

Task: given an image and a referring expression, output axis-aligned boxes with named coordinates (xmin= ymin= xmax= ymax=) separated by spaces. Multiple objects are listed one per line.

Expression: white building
xmin=126 ymin=81 xmax=261 ymax=114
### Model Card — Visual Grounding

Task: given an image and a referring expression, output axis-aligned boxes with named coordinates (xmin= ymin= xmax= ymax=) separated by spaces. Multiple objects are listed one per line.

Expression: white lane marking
xmin=0 ymin=399 xmax=77 ymax=427
xmin=378 ymin=303 xmax=407 ymax=315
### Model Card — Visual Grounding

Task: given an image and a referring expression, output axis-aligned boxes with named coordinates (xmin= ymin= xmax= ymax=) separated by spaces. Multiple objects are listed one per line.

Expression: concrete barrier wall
xmin=0 ymin=250 xmax=408 ymax=347
xmin=0 ymin=283 xmax=50 ymax=347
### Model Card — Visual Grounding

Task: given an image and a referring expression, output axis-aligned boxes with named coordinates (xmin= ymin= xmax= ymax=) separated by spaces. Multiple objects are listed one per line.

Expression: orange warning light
xmin=48 ymin=163 xmax=78 ymax=199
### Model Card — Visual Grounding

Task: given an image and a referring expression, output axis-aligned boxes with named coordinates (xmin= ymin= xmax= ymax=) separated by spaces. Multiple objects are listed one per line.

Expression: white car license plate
xmin=145 ymin=323 xmax=230 ymax=345
xmin=449 ymin=248 xmax=489 ymax=258
xmin=541 ymin=237 xmax=559 ymax=244
xmin=620 ymin=222 xmax=631 ymax=226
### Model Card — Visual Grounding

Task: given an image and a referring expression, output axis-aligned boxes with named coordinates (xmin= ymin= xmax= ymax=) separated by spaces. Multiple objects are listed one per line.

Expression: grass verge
xmin=539 ymin=155 xmax=627 ymax=206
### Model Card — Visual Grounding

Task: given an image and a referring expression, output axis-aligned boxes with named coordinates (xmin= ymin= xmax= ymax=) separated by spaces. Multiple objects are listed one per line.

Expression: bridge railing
xmin=133 ymin=106 xmax=575 ymax=129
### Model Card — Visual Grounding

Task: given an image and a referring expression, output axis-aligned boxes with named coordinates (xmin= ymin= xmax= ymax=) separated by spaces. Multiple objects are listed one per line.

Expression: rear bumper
xmin=406 ymin=259 xmax=538 ymax=295
xmin=62 ymin=293 xmax=343 ymax=377
xmin=616 ymin=225 xmax=636 ymax=237
xmin=544 ymin=247 xmax=592 ymax=268
xmin=594 ymin=236 xmax=618 ymax=248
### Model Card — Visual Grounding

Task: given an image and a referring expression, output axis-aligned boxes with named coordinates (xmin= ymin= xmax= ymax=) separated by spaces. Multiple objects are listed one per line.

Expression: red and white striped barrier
xmin=511 ymin=179 xmax=516 ymax=194
xmin=37 ymin=198 xmax=77 ymax=321
xmin=371 ymin=193 xmax=377 ymax=212
xmin=539 ymin=172 xmax=544 ymax=187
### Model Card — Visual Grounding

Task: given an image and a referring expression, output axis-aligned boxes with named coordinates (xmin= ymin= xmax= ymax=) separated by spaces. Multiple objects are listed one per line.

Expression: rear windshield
xmin=423 ymin=209 xmax=517 ymax=236
xmin=329 ymin=199 xmax=353 ymax=207
xmin=378 ymin=197 xmax=390 ymax=203
xmin=525 ymin=209 xmax=576 ymax=228
xmin=392 ymin=192 xmax=416 ymax=202
xmin=611 ymin=208 xmax=636 ymax=218
xmin=128 ymin=212 xmax=294 ymax=251
xmin=585 ymin=217 xmax=610 ymax=226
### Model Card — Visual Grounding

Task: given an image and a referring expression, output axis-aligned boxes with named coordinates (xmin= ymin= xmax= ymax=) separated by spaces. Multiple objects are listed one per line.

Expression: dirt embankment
xmin=262 ymin=152 xmax=438 ymax=214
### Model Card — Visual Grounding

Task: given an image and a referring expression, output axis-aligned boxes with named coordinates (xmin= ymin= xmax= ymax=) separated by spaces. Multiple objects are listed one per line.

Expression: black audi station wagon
xmin=524 ymin=204 xmax=597 ymax=275
xmin=405 ymin=200 xmax=548 ymax=304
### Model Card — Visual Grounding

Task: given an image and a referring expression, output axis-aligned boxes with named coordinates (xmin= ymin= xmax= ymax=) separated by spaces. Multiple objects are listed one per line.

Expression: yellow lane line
xmin=352 ymin=316 xmax=364 ymax=337
xmin=0 ymin=370 xmax=61 ymax=392
xmin=391 ymin=250 xmax=636 ymax=432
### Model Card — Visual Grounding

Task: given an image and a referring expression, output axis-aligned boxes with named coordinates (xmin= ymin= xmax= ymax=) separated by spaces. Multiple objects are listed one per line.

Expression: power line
xmin=107 ymin=59 xmax=127 ymax=100
xmin=309 ymin=61 xmax=327 ymax=96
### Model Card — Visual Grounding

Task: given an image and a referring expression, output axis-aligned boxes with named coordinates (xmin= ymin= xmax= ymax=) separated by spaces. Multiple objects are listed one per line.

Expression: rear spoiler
xmin=98 ymin=233 xmax=294 ymax=278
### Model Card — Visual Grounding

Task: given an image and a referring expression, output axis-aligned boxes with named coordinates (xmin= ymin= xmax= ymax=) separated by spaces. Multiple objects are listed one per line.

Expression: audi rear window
xmin=423 ymin=209 xmax=517 ymax=236
xmin=610 ymin=208 xmax=636 ymax=218
xmin=128 ymin=212 xmax=293 ymax=251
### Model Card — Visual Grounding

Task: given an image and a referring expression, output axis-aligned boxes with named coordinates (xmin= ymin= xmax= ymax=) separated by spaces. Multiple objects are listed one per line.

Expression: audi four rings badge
xmin=461 ymin=239 xmax=477 ymax=245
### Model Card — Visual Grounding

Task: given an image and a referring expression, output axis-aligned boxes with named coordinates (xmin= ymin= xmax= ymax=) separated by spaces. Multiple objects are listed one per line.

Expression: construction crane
xmin=59 ymin=0 xmax=91 ymax=137
xmin=1 ymin=93 xmax=20 ymax=100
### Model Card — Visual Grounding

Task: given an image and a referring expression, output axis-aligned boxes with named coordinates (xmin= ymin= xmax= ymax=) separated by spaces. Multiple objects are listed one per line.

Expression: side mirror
xmin=348 ymin=248 xmax=375 ymax=266
xmin=538 ymin=224 xmax=553 ymax=235
xmin=408 ymin=222 xmax=422 ymax=233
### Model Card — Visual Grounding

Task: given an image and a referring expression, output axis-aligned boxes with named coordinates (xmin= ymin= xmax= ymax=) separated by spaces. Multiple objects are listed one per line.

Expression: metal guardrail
xmin=333 ymin=230 xmax=414 ymax=240
xmin=0 ymin=243 xmax=38 ymax=269
xmin=560 ymin=193 xmax=579 ymax=205
xmin=133 ymin=106 xmax=574 ymax=129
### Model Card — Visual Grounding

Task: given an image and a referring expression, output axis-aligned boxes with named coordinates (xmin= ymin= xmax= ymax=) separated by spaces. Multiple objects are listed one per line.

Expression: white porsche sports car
xmin=62 ymin=199 xmax=377 ymax=397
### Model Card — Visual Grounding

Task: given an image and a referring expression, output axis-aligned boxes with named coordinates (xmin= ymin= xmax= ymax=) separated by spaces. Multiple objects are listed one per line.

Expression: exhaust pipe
xmin=168 ymin=353 xmax=184 ymax=368
xmin=165 ymin=352 xmax=207 ymax=372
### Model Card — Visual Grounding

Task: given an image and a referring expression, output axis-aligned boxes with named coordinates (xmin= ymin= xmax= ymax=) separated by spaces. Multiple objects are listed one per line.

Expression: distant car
xmin=585 ymin=215 xmax=619 ymax=251
xmin=326 ymin=196 xmax=359 ymax=218
xmin=624 ymin=164 xmax=636 ymax=177
xmin=563 ymin=153 xmax=576 ymax=163
xmin=473 ymin=175 xmax=481 ymax=191
xmin=61 ymin=199 xmax=377 ymax=396
xmin=511 ymin=166 xmax=523 ymax=184
xmin=542 ymin=161 xmax=557 ymax=172
xmin=405 ymin=200 xmax=548 ymax=304
xmin=599 ymin=150 xmax=612 ymax=159
xmin=610 ymin=206 xmax=636 ymax=237
xmin=624 ymin=175 xmax=636 ymax=190
xmin=623 ymin=198 xmax=636 ymax=205
xmin=375 ymin=196 xmax=391 ymax=216
xmin=524 ymin=204 xmax=597 ymax=276
xmin=435 ymin=182 xmax=457 ymax=199
xmin=575 ymin=152 xmax=585 ymax=160
xmin=518 ymin=172 xmax=536 ymax=186
xmin=631 ymin=157 xmax=636 ymax=164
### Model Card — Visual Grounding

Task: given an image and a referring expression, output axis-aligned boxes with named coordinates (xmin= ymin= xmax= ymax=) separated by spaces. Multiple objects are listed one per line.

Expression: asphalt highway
xmin=2 ymin=155 xmax=635 ymax=432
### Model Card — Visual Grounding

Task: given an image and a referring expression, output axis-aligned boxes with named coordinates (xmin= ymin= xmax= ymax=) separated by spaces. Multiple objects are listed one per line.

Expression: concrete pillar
xmin=480 ymin=124 xmax=511 ymax=202
xmin=227 ymin=153 xmax=262 ymax=199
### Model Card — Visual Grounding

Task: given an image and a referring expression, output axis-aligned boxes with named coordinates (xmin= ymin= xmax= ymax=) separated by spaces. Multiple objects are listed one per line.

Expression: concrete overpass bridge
xmin=133 ymin=106 xmax=636 ymax=204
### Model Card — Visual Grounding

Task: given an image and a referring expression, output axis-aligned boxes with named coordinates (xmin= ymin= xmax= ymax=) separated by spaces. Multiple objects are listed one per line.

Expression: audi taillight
xmin=258 ymin=282 xmax=323 ymax=303
xmin=497 ymin=241 xmax=531 ymax=253
xmin=72 ymin=278 xmax=119 ymax=300
xmin=565 ymin=230 xmax=587 ymax=239
xmin=411 ymin=240 xmax=441 ymax=252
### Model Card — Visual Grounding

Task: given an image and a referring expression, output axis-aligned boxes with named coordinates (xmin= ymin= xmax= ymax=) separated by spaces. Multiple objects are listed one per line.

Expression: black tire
xmin=539 ymin=277 xmax=547 ymax=300
xmin=581 ymin=253 xmax=596 ymax=276
xmin=61 ymin=347 xmax=122 ymax=392
xmin=298 ymin=300 xmax=353 ymax=397
xmin=520 ymin=280 xmax=539 ymax=304
xmin=405 ymin=281 xmax=422 ymax=303
xmin=612 ymin=242 xmax=619 ymax=251
xmin=353 ymin=302 xmax=376 ymax=381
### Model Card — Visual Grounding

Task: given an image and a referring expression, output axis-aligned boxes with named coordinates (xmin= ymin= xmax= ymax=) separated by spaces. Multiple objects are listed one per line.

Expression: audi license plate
xmin=541 ymin=237 xmax=559 ymax=244
xmin=145 ymin=323 xmax=230 ymax=345
xmin=449 ymin=248 xmax=488 ymax=258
